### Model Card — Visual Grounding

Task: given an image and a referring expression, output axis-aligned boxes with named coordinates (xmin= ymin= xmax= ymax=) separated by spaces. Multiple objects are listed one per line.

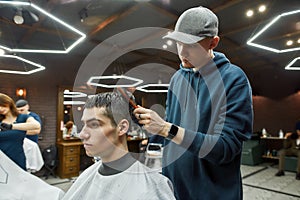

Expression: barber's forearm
xmin=159 ymin=122 xmax=185 ymax=144
xmin=12 ymin=122 xmax=40 ymax=131
xmin=26 ymin=128 xmax=41 ymax=135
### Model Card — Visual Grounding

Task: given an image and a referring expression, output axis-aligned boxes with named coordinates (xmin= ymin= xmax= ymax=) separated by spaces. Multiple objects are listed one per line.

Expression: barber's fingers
xmin=136 ymin=112 xmax=151 ymax=121
xmin=138 ymin=118 xmax=151 ymax=125
xmin=133 ymin=106 xmax=150 ymax=115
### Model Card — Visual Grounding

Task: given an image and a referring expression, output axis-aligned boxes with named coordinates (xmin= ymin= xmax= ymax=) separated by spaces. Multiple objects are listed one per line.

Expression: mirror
xmin=56 ymin=87 xmax=86 ymax=142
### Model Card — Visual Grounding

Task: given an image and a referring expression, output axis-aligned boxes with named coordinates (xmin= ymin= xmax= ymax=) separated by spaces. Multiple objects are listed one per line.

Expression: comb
xmin=117 ymin=87 xmax=138 ymax=109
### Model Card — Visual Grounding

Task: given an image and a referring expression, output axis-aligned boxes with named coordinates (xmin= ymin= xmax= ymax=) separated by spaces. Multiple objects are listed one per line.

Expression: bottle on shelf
xmin=262 ymin=128 xmax=267 ymax=137
xmin=279 ymin=129 xmax=284 ymax=138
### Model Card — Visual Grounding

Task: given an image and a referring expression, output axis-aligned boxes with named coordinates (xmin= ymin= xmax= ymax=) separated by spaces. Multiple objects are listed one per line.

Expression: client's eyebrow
xmin=82 ymin=118 xmax=97 ymax=123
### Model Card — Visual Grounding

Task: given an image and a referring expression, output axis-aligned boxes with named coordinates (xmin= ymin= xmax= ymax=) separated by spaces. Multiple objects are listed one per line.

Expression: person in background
xmin=62 ymin=120 xmax=78 ymax=138
xmin=62 ymin=92 xmax=175 ymax=200
xmin=133 ymin=6 xmax=253 ymax=200
xmin=0 ymin=93 xmax=41 ymax=170
xmin=16 ymin=99 xmax=42 ymax=143
xmin=275 ymin=121 xmax=300 ymax=180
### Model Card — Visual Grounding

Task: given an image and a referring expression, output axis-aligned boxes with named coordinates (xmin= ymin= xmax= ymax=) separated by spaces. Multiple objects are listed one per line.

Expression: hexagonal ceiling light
xmin=136 ymin=83 xmax=169 ymax=93
xmin=63 ymin=90 xmax=87 ymax=105
xmin=63 ymin=90 xmax=88 ymax=98
xmin=87 ymin=75 xmax=143 ymax=88
xmin=0 ymin=1 xmax=86 ymax=54
xmin=285 ymin=57 xmax=300 ymax=70
xmin=0 ymin=54 xmax=45 ymax=74
xmin=247 ymin=9 xmax=300 ymax=53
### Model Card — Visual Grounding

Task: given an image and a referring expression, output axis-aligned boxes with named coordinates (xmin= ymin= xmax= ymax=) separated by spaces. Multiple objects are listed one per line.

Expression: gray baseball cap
xmin=163 ymin=6 xmax=219 ymax=44
xmin=16 ymin=99 xmax=28 ymax=108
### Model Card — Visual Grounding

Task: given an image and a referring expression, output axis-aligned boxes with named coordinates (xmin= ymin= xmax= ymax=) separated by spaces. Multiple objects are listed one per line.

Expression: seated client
xmin=275 ymin=121 xmax=300 ymax=180
xmin=62 ymin=91 xmax=175 ymax=200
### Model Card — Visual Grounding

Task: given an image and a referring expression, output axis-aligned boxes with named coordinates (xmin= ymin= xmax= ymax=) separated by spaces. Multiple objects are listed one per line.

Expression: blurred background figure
xmin=16 ymin=99 xmax=42 ymax=143
xmin=0 ymin=93 xmax=40 ymax=170
xmin=275 ymin=120 xmax=300 ymax=180
xmin=63 ymin=120 xmax=77 ymax=139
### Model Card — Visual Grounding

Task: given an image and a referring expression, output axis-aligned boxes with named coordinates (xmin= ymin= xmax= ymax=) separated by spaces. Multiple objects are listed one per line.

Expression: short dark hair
xmin=85 ymin=92 xmax=134 ymax=127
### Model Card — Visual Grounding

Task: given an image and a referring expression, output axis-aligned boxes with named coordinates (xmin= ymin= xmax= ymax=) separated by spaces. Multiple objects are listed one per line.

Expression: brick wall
xmin=253 ymin=92 xmax=300 ymax=136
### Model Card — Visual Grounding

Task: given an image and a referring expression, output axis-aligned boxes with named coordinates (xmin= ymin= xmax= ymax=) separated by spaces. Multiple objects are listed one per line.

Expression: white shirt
xmin=23 ymin=138 xmax=44 ymax=172
xmin=62 ymin=125 xmax=78 ymax=138
xmin=62 ymin=161 xmax=175 ymax=200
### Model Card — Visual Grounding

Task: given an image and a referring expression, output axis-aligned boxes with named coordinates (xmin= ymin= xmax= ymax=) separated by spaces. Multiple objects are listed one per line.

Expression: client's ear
xmin=117 ymin=119 xmax=129 ymax=136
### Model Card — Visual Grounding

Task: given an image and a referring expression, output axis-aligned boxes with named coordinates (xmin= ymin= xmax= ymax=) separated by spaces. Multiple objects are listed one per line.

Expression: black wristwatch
xmin=166 ymin=124 xmax=179 ymax=140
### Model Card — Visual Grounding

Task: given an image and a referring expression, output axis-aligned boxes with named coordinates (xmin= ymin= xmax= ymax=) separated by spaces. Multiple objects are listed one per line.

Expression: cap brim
xmin=163 ymin=31 xmax=205 ymax=44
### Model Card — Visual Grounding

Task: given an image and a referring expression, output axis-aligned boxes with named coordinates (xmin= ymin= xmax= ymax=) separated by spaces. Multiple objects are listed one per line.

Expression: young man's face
xmin=17 ymin=105 xmax=29 ymax=114
xmin=176 ymin=37 xmax=214 ymax=69
xmin=79 ymin=107 xmax=119 ymax=158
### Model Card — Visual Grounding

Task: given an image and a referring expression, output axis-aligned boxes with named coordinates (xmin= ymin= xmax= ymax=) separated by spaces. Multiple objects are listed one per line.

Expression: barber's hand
xmin=0 ymin=122 xmax=13 ymax=131
xmin=285 ymin=132 xmax=292 ymax=139
xmin=133 ymin=106 xmax=166 ymax=135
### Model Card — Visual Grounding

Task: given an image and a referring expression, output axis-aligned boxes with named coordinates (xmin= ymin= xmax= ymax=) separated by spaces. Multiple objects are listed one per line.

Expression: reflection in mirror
xmin=60 ymin=89 xmax=87 ymax=141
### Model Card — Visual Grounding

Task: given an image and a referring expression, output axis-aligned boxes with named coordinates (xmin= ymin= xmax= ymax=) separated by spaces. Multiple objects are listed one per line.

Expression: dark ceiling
xmin=0 ymin=0 xmax=299 ymax=99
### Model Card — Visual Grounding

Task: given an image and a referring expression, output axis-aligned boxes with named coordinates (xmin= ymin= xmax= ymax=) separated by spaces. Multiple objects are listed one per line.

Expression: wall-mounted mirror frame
xmin=56 ymin=86 xmax=85 ymax=143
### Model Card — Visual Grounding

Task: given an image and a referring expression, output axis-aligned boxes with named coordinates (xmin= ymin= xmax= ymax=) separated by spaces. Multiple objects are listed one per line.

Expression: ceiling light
xmin=286 ymin=40 xmax=293 ymax=46
xmin=0 ymin=0 xmax=86 ymax=54
xmin=247 ymin=9 xmax=300 ymax=53
xmin=246 ymin=10 xmax=254 ymax=17
xmin=162 ymin=44 xmax=167 ymax=49
xmin=167 ymin=40 xmax=173 ymax=46
xmin=285 ymin=57 xmax=300 ymax=70
xmin=87 ymin=75 xmax=143 ymax=88
xmin=258 ymin=5 xmax=266 ymax=13
xmin=0 ymin=54 xmax=45 ymax=74
xmin=297 ymin=38 xmax=300 ymax=43
xmin=136 ymin=84 xmax=169 ymax=93
xmin=0 ymin=48 xmax=4 ymax=55
xmin=63 ymin=91 xmax=87 ymax=98
xmin=13 ymin=9 xmax=24 ymax=24
xmin=63 ymin=101 xmax=86 ymax=105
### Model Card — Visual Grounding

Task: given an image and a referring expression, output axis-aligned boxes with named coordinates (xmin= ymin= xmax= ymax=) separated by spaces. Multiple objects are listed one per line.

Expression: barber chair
xmin=42 ymin=145 xmax=58 ymax=179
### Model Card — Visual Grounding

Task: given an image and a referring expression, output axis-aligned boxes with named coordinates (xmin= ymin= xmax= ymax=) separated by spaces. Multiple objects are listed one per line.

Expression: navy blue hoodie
xmin=162 ymin=52 xmax=253 ymax=200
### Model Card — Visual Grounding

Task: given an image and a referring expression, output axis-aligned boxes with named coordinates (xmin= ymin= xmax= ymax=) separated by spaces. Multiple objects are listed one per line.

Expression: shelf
xmin=261 ymin=137 xmax=285 ymax=140
xmin=262 ymin=155 xmax=279 ymax=159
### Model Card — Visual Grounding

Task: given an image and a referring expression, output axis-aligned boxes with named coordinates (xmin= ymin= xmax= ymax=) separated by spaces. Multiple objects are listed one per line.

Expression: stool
xmin=285 ymin=156 xmax=298 ymax=172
